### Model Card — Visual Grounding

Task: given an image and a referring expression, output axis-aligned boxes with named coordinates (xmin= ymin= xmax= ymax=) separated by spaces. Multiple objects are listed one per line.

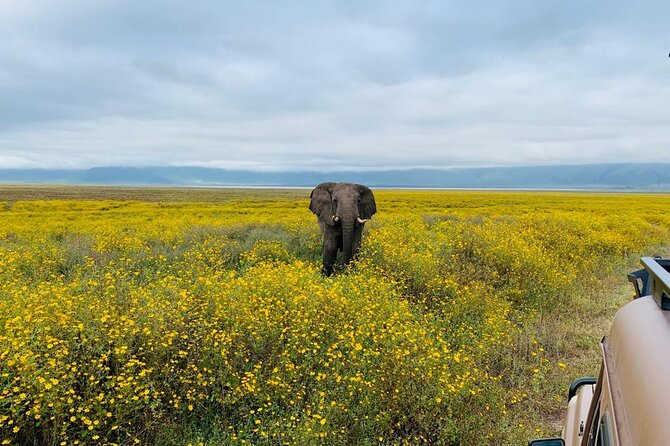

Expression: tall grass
xmin=1 ymin=189 xmax=669 ymax=445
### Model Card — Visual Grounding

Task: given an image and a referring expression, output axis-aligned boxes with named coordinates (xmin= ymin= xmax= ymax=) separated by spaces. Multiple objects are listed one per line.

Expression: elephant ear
xmin=309 ymin=182 xmax=336 ymax=217
xmin=357 ymin=184 xmax=377 ymax=219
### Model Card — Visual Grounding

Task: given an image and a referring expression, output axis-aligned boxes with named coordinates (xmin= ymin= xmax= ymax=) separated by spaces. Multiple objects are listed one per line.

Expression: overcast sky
xmin=0 ymin=1 xmax=668 ymax=171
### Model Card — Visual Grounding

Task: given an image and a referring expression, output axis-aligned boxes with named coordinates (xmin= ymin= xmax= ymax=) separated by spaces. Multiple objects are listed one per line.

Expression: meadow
xmin=1 ymin=186 xmax=669 ymax=445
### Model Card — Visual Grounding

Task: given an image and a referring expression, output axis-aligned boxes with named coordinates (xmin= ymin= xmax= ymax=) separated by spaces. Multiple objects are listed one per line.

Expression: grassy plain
xmin=1 ymin=186 xmax=669 ymax=445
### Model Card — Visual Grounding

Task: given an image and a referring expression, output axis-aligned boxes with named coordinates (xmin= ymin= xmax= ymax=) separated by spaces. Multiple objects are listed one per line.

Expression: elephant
xmin=309 ymin=182 xmax=377 ymax=276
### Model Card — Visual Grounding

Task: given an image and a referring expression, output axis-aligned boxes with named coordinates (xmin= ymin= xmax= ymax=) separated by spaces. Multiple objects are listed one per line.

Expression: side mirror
xmin=528 ymin=439 xmax=565 ymax=446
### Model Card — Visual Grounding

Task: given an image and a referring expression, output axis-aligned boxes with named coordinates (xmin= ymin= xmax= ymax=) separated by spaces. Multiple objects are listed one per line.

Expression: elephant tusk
xmin=357 ymin=218 xmax=367 ymax=224
xmin=332 ymin=215 xmax=339 ymax=222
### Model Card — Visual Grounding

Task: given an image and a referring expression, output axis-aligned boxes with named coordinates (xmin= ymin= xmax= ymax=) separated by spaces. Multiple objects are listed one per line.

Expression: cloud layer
xmin=1 ymin=0 xmax=669 ymax=170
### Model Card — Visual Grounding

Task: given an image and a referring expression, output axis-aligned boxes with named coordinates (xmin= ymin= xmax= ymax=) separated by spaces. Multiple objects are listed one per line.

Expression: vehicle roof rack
xmin=628 ymin=257 xmax=670 ymax=310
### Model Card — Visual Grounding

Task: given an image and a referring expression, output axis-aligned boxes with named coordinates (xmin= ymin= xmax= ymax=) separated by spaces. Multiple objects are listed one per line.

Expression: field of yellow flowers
xmin=1 ymin=186 xmax=669 ymax=445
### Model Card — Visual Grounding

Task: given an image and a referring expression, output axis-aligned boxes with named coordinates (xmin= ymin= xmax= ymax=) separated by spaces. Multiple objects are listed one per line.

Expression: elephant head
xmin=309 ymin=182 xmax=377 ymax=275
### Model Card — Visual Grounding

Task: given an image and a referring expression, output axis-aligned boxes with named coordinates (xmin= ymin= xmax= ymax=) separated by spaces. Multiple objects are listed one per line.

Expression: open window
xmin=587 ymin=399 xmax=613 ymax=446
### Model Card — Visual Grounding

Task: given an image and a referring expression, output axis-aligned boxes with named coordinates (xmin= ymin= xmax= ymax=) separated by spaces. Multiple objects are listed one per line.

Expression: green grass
xmin=1 ymin=185 xmax=667 ymax=445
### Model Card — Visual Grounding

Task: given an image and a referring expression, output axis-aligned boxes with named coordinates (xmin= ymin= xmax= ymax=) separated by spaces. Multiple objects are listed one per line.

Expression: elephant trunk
xmin=342 ymin=221 xmax=355 ymax=265
xmin=340 ymin=209 xmax=356 ymax=265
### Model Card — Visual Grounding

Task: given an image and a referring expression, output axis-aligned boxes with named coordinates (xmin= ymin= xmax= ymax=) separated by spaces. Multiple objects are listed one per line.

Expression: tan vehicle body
xmin=532 ymin=257 xmax=670 ymax=446
xmin=562 ymin=382 xmax=594 ymax=445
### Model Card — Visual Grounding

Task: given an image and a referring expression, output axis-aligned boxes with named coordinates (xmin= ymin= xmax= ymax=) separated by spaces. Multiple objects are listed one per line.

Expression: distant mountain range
xmin=1 ymin=163 xmax=670 ymax=190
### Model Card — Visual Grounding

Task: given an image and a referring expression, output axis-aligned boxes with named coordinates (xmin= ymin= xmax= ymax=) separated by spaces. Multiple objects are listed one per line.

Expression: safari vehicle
xmin=529 ymin=257 xmax=670 ymax=446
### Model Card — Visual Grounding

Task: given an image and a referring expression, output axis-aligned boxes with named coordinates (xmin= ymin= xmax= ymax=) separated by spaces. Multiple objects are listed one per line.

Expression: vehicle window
xmin=597 ymin=413 xmax=613 ymax=446
xmin=591 ymin=410 xmax=613 ymax=446
xmin=588 ymin=401 xmax=601 ymax=446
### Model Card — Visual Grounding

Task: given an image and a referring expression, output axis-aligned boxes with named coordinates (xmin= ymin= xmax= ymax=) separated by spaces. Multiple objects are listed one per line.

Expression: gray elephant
xmin=309 ymin=182 xmax=377 ymax=276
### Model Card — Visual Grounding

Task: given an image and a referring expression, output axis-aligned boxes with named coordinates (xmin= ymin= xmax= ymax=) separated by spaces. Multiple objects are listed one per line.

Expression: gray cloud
xmin=0 ymin=0 xmax=669 ymax=170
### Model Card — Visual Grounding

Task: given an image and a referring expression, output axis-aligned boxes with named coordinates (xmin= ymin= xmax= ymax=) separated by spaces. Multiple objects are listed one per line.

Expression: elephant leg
xmin=322 ymin=230 xmax=338 ymax=276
